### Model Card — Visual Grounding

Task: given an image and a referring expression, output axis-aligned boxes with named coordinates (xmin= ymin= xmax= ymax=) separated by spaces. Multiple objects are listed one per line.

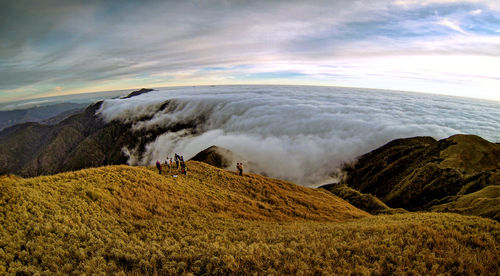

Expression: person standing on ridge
xmin=175 ymin=154 xmax=180 ymax=169
xmin=237 ymin=162 xmax=243 ymax=176
xmin=165 ymin=157 xmax=171 ymax=171
xmin=156 ymin=160 xmax=162 ymax=174
xmin=181 ymin=160 xmax=187 ymax=175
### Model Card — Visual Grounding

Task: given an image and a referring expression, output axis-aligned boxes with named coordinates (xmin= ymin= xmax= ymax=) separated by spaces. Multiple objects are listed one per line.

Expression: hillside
xmin=431 ymin=185 xmax=500 ymax=220
xmin=1 ymin=162 xmax=499 ymax=274
xmin=342 ymin=134 xmax=500 ymax=220
xmin=0 ymin=89 xmax=166 ymax=177
xmin=0 ymin=102 xmax=129 ymax=176
xmin=320 ymin=183 xmax=407 ymax=215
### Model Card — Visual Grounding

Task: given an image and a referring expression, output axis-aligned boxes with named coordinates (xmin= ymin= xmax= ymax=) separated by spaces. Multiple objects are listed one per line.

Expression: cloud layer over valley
xmin=97 ymin=86 xmax=500 ymax=186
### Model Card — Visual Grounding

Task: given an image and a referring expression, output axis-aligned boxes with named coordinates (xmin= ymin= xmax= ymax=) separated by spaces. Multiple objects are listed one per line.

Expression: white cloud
xmin=393 ymin=0 xmax=500 ymax=10
xmin=470 ymin=9 xmax=483 ymax=14
xmin=97 ymin=86 xmax=500 ymax=186
xmin=437 ymin=18 xmax=467 ymax=34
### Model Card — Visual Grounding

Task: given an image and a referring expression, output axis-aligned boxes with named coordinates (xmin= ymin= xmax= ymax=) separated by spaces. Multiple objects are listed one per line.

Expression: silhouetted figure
xmin=237 ymin=162 xmax=243 ymax=176
xmin=180 ymin=161 xmax=187 ymax=175
xmin=175 ymin=154 xmax=180 ymax=169
xmin=156 ymin=160 xmax=162 ymax=174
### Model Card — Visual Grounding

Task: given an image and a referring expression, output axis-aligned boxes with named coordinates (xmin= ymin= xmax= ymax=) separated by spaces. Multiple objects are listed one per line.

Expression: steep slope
xmin=0 ymin=102 xmax=124 ymax=176
xmin=0 ymin=89 xmax=167 ymax=177
xmin=343 ymin=134 xmax=500 ymax=218
xmin=1 ymin=162 xmax=498 ymax=275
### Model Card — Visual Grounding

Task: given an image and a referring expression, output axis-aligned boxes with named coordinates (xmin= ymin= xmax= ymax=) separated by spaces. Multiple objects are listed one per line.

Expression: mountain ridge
xmin=0 ymin=89 xmax=167 ymax=177
xmin=340 ymin=134 xmax=500 ymax=220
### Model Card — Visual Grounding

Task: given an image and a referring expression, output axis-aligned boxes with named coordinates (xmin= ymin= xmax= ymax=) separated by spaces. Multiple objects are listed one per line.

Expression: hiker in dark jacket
xmin=156 ymin=160 xmax=162 ymax=174
xmin=175 ymin=154 xmax=180 ymax=169
xmin=180 ymin=160 xmax=187 ymax=175
xmin=237 ymin=162 xmax=243 ymax=176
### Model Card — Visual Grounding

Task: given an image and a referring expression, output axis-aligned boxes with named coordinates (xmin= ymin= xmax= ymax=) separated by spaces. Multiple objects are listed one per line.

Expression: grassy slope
xmin=321 ymin=184 xmax=407 ymax=215
xmin=1 ymin=162 xmax=499 ymax=275
xmin=344 ymin=134 xmax=500 ymax=218
xmin=432 ymin=185 xmax=500 ymax=220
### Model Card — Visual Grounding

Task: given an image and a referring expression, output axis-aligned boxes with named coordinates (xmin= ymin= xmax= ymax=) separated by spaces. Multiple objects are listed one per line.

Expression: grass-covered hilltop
xmin=1 ymin=161 xmax=498 ymax=275
xmin=334 ymin=134 xmax=500 ymax=221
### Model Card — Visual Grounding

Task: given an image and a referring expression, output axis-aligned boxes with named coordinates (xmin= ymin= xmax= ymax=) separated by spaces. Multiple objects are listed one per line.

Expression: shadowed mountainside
xmin=1 ymin=161 xmax=498 ymax=274
xmin=0 ymin=89 xmax=182 ymax=177
xmin=342 ymin=134 xmax=500 ymax=219
xmin=320 ymin=183 xmax=407 ymax=215
xmin=431 ymin=185 xmax=500 ymax=220
xmin=190 ymin=145 xmax=240 ymax=169
xmin=0 ymin=103 xmax=88 ymax=131
xmin=0 ymin=102 xmax=127 ymax=176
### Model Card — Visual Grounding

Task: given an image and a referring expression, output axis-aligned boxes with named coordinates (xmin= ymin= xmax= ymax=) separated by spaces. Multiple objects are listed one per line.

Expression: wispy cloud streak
xmin=0 ymin=0 xmax=499 ymax=101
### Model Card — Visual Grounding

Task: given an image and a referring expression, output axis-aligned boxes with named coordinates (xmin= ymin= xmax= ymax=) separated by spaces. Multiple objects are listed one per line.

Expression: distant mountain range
xmin=0 ymin=102 xmax=88 ymax=131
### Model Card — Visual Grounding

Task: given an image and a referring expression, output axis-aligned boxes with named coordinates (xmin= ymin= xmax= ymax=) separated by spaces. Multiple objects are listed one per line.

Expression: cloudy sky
xmin=1 ymin=0 xmax=499 ymax=102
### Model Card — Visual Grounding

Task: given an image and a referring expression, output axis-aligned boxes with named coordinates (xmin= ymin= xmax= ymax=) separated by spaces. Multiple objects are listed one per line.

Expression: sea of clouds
xmin=97 ymin=85 xmax=500 ymax=186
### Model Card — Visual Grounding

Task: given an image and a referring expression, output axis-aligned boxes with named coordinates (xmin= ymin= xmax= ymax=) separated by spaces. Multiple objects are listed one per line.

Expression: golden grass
xmin=432 ymin=185 xmax=500 ymax=220
xmin=1 ymin=162 xmax=498 ymax=275
xmin=439 ymin=134 xmax=500 ymax=174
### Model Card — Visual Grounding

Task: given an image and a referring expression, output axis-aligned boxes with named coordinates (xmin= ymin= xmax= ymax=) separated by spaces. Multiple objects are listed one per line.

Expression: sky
xmin=1 ymin=0 xmax=500 ymax=102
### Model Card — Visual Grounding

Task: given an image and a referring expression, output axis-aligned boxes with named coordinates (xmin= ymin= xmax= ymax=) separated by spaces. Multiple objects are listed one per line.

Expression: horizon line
xmin=1 ymin=83 xmax=499 ymax=105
